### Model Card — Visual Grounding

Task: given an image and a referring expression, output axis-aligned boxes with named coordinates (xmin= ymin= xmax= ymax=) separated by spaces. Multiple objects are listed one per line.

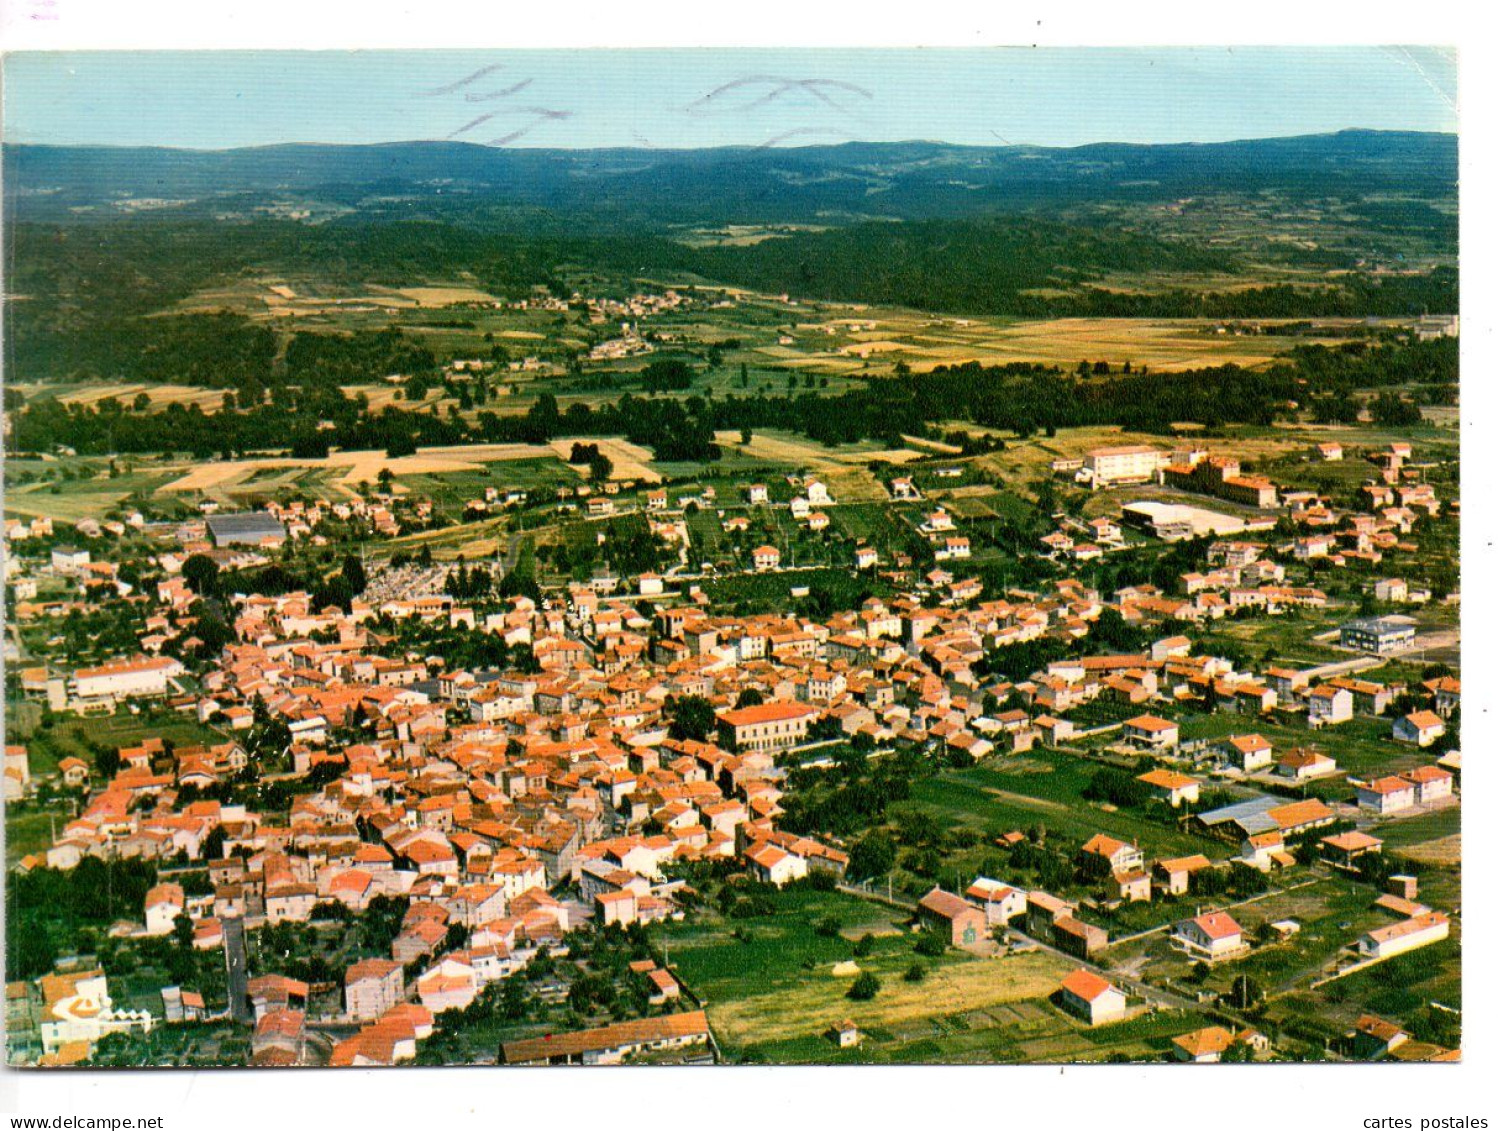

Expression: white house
xmin=1058 ymin=969 xmax=1129 ymax=1025
xmin=1355 ymin=776 xmax=1417 ymax=816
xmin=1173 ymin=911 xmax=1246 ymax=959
xmin=934 ymin=536 xmax=971 ymax=562
xmin=1358 ymin=913 xmax=1450 ymax=960
xmin=1276 ymin=749 xmax=1338 ymax=781
xmin=1392 ymin=711 xmax=1446 ymax=748
xmin=964 ymin=878 xmax=1028 ymax=925
xmin=1401 ymin=765 xmax=1453 ymax=805
xmin=744 ymin=841 xmax=807 ymax=887
xmin=1123 ymin=715 xmax=1180 ymax=749
xmin=143 ymin=883 xmax=186 ymax=937
xmin=1221 ymin=733 xmax=1274 ymax=773
xmin=1081 ymin=834 xmax=1143 ymax=874
xmin=1307 ymin=686 xmax=1354 ymax=727
xmin=1136 ymin=769 xmax=1200 ymax=807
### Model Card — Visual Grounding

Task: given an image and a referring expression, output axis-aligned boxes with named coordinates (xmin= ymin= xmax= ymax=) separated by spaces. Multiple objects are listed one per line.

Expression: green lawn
xmin=653 ymin=884 xmax=1073 ymax=1060
xmin=698 ymin=567 xmax=888 ymax=614
xmin=898 ymin=753 xmax=1224 ymax=861
xmin=683 ymin=507 xmax=724 ymax=559
xmin=1178 ymin=711 xmax=1425 ymax=781
xmin=1102 ymin=872 xmax=1387 ymax=1001
xmin=1373 ymin=804 xmax=1461 ymax=849
xmin=4 ymin=808 xmax=57 ymax=867
xmin=5 ymin=709 xmax=229 ymax=777
xmin=740 ymin=998 xmax=1211 ymax=1064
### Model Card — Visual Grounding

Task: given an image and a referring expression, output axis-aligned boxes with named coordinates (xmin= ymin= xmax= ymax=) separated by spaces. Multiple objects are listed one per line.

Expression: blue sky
xmin=2 ymin=47 xmax=1457 ymax=149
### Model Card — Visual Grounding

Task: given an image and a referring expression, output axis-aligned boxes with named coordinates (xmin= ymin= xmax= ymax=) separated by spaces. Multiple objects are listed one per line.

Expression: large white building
xmin=1080 ymin=446 xmax=1167 ymax=489
xmin=39 ymin=970 xmax=155 ymax=1055
xmin=70 ymin=656 xmax=184 ymax=707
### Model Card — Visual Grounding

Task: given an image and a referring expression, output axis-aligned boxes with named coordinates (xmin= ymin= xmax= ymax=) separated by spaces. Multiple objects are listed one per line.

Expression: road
xmin=501 ymin=531 xmax=524 ymax=578
xmin=222 ymin=916 xmax=251 ymax=1024
xmin=1301 ymin=656 xmax=1390 ymax=681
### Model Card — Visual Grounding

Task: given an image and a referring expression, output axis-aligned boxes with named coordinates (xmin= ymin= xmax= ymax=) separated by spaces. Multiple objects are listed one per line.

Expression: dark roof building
xmin=206 ymin=512 xmax=287 ymax=547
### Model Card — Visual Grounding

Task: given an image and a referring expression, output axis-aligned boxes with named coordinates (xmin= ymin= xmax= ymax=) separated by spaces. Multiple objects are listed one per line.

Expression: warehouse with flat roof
xmin=206 ymin=512 xmax=287 ymax=547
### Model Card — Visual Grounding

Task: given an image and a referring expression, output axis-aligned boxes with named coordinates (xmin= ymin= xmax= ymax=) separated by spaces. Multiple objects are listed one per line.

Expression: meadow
xmin=896 ymin=751 xmax=1227 ymax=862
xmin=651 ymin=885 xmax=1079 ymax=1060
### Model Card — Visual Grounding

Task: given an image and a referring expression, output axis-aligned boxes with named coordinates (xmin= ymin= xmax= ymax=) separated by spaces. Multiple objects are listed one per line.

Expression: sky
xmin=1 ymin=47 xmax=1458 ymax=150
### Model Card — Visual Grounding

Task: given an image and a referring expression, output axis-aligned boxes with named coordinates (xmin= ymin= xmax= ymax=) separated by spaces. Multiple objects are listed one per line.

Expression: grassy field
xmin=710 ymin=429 xmax=925 ymax=504
xmin=5 ymin=707 xmax=228 ymax=777
xmin=1104 ymin=872 xmax=1388 ymax=999
xmin=897 ymin=752 xmax=1226 ymax=861
xmin=654 ymin=885 xmax=1219 ymax=1064
xmin=697 ymin=567 xmax=887 ymax=613
xmin=652 ymin=885 xmax=1077 ymax=1060
xmin=1176 ymin=711 xmax=1428 ymax=783
xmin=1373 ymin=805 xmax=1461 ymax=853
xmin=4 ymin=808 xmax=57 ymax=867
xmin=2 ymin=441 xmax=604 ymax=523
xmin=3 ymin=464 xmax=183 ymax=522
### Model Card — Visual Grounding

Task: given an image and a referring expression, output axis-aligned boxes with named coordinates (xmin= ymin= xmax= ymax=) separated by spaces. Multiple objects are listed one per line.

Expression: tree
xmin=95 ymin=743 xmax=122 ymax=780
xmin=814 ymin=916 xmax=843 ymax=938
xmin=1229 ymin=974 xmax=1264 ymax=1010
xmin=847 ymin=971 xmax=881 ymax=1000
xmin=6 ymin=912 xmax=57 ymax=981
xmin=667 ymin=695 xmax=717 ymax=743
xmin=341 ymin=554 xmax=368 ymax=596
xmin=847 ymin=831 xmax=895 ymax=882
xmin=914 ymin=931 xmax=947 ymax=957
xmin=181 ymin=554 xmax=220 ymax=597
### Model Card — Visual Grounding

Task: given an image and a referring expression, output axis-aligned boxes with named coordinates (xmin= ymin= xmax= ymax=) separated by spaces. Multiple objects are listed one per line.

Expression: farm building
xmin=917 ymin=887 xmax=987 ymax=951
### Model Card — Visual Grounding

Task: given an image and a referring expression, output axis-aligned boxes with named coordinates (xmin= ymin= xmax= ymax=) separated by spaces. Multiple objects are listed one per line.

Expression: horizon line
xmin=4 ymin=125 xmax=1460 ymax=156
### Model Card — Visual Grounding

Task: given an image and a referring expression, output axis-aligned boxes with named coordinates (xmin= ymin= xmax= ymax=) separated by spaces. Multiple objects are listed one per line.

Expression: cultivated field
xmin=707 ymin=948 xmax=1070 ymax=1051
xmin=654 ymin=886 xmax=1074 ymax=1058
xmin=544 ymin=437 xmax=661 ymax=483
xmin=155 ymin=443 xmax=561 ymax=495
xmin=712 ymin=429 xmax=925 ymax=502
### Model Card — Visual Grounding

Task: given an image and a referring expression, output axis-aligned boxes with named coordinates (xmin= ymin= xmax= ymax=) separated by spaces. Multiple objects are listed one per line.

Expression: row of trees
xmin=8 ymin=336 xmax=1450 ymax=465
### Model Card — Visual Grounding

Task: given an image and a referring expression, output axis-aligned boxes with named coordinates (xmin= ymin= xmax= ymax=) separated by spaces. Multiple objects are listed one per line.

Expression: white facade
xmin=1359 ymin=914 xmax=1449 ymax=960
xmin=1082 ymin=446 xmax=1166 ymax=488
xmin=71 ymin=657 xmax=183 ymax=705
xmin=40 ymin=972 xmax=154 ymax=1054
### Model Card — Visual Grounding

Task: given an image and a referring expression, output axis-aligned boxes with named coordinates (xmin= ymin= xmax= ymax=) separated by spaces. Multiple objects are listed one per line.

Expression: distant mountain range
xmin=4 ymin=129 xmax=1458 ymax=226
